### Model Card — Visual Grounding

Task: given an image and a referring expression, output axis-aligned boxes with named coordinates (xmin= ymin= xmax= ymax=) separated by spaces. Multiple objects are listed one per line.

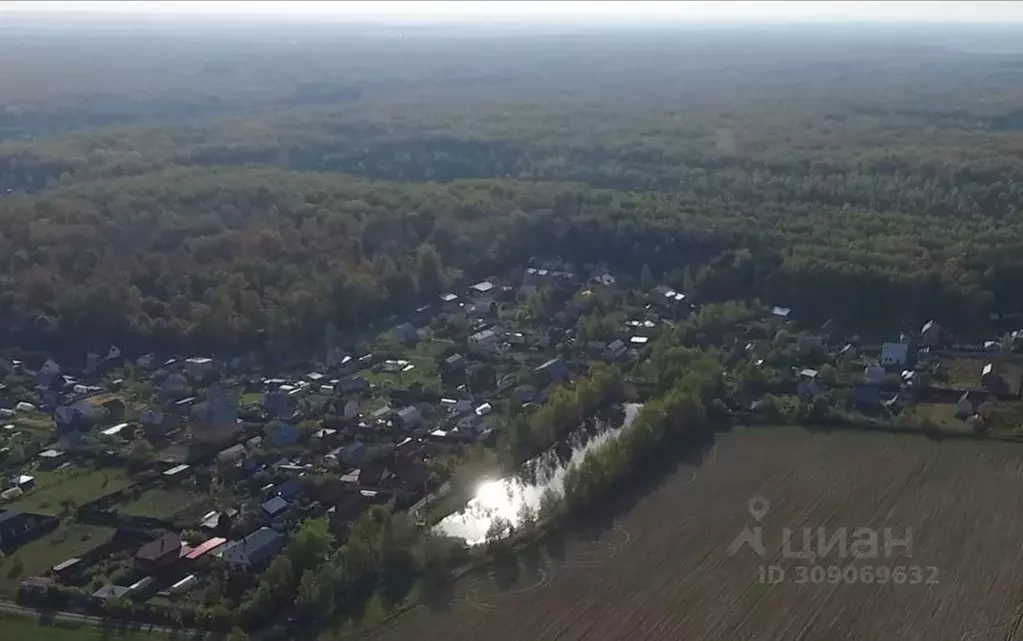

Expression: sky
xmin=2 ymin=1 xmax=1023 ymax=25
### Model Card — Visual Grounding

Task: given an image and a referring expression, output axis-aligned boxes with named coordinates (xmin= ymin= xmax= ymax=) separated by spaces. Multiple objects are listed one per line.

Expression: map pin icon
xmin=748 ymin=496 xmax=769 ymax=522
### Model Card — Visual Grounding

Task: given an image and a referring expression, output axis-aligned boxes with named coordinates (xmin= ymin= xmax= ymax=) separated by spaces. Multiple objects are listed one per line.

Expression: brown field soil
xmin=368 ymin=425 xmax=1023 ymax=641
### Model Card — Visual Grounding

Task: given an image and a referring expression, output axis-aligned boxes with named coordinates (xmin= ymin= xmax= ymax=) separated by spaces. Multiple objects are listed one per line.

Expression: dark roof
xmin=221 ymin=527 xmax=284 ymax=566
xmin=0 ymin=510 xmax=26 ymax=527
xmin=261 ymin=496 xmax=289 ymax=516
xmin=136 ymin=533 xmax=182 ymax=561
xmin=276 ymin=480 xmax=301 ymax=500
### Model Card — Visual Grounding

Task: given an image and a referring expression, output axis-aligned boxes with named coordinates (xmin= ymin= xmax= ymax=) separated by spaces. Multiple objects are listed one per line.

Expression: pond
xmin=435 ymin=403 xmax=641 ymax=545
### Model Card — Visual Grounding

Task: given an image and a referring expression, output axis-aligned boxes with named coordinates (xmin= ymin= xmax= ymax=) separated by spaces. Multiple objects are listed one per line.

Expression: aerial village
xmin=2 ymin=257 xmax=1023 ymax=626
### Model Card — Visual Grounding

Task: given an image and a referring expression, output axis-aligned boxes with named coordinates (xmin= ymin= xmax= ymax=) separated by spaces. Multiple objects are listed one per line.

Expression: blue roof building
xmin=221 ymin=527 xmax=284 ymax=569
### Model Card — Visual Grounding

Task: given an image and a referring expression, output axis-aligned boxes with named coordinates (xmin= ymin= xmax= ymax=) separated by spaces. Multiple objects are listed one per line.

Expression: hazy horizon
xmin=3 ymin=1 xmax=1023 ymax=27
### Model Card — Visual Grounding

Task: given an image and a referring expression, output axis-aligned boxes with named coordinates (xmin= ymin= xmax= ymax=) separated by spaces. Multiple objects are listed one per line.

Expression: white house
xmin=470 ymin=280 xmax=495 ymax=294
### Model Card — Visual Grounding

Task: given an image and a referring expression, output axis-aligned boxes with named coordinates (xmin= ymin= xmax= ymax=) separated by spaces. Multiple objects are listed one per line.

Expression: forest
xmin=4 ymin=21 xmax=1023 ymax=356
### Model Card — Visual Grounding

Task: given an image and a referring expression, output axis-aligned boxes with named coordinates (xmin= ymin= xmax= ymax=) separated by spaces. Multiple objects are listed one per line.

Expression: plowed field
xmin=369 ymin=426 xmax=1023 ymax=641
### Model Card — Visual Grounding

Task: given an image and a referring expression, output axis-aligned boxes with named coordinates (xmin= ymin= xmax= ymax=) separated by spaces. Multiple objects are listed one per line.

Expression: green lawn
xmin=904 ymin=403 xmax=973 ymax=434
xmin=117 ymin=488 xmax=194 ymax=519
xmin=0 ymin=523 xmax=116 ymax=597
xmin=10 ymin=414 xmax=55 ymax=435
xmin=9 ymin=468 xmax=133 ymax=515
xmin=363 ymin=338 xmax=447 ymax=390
xmin=239 ymin=391 xmax=261 ymax=405
xmin=0 ymin=614 xmax=167 ymax=641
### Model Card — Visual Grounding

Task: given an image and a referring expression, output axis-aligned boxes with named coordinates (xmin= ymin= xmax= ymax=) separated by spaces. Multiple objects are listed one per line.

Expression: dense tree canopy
xmin=3 ymin=23 xmax=1023 ymax=354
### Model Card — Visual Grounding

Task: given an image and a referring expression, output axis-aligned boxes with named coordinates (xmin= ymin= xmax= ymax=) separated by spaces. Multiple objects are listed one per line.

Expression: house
xmin=220 ymin=527 xmax=284 ymax=569
xmin=136 ymin=354 xmax=155 ymax=370
xmin=394 ymin=406 xmax=422 ymax=430
xmin=982 ymin=363 xmax=1001 ymax=388
xmin=534 ymin=357 xmax=570 ymax=383
xmin=439 ymin=293 xmax=459 ymax=307
xmin=630 ymin=336 xmax=649 ymax=347
xmin=217 ymin=444 xmax=246 ymax=464
xmin=185 ymin=357 xmax=214 ymax=379
xmin=605 ymin=339 xmax=627 ymax=361
xmin=955 ymin=391 xmax=978 ymax=419
xmin=91 ymin=584 xmax=130 ymax=601
xmin=443 ymin=353 xmax=465 ymax=371
xmin=36 ymin=359 xmax=61 ymax=389
xmin=470 ymin=280 xmax=495 ymax=294
xmin=468 ymin=329 xmax=498 ymax=353
xmin=261 ymin=496 xmax=290 ymax=518
xmin=14 ymin=475 xmax=35 ymax=492
xmin=199 ymin=509 xmax=237 ymax=531
xmin=37 ymin=449 xmax=66 ymax=470
xmin=275 ymin=480 xmax=302 ymax=500
xmin=920 ymin=320 xmax=941 ymax=346
xmin=879 ymin=342 xmax=909 ymax=368
xmin=134 ymin=533 xmax=182 ymax=574
xmin=394 ymin=323 xmax=417 ymax=345
xmin=0 ymin=510 xmax=45 ymax=549
xmin=771 ymin=306 xmax=792 ymax=319
xmin=796 ymin=370 xmax=821 ymax=398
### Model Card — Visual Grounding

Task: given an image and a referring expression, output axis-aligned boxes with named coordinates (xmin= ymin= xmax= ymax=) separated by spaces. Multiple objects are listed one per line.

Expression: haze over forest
xmin=3 ymin=2 xmax=1023 ymax=355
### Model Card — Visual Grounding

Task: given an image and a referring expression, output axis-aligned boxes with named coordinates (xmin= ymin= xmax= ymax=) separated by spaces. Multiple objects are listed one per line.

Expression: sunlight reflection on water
xmin=436 ymin=403 xmax=641 ymax=545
